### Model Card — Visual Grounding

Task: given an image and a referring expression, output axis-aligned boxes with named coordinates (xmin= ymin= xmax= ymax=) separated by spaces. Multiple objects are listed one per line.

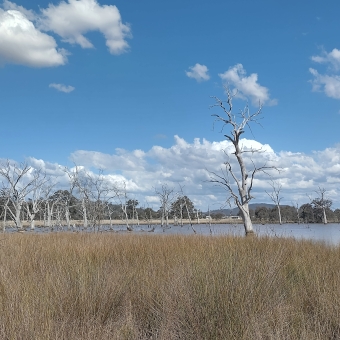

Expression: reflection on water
xmin=6 ymin=223 xmax=340 ymax=245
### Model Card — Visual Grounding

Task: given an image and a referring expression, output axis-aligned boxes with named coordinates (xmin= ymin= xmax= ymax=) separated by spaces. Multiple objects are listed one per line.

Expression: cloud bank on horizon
xmin=13 ymin=135 xmax=340 ymax=210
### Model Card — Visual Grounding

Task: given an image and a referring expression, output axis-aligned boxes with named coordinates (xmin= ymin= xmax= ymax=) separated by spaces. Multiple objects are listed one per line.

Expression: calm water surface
xmin=151 ymin=223 xmax=340 ymax=245
xmin=9 ymin=223 xmax=340 ymax=245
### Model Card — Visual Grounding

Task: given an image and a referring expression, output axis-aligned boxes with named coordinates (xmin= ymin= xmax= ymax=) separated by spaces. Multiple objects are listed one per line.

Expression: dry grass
xmin=0 ymin=233 xmax=339 ymax=339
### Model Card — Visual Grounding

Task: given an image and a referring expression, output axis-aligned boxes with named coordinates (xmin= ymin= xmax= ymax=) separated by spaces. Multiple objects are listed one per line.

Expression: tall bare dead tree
xmin=113 ymin=181 xmax=131 ymax=230
xmin=24 ymin=172 xmax=50 ymax=230
xmin=209 ymin=87 xmax=277 ymax=236
xmin=178 ymin=184 xmax=196 ymax=234
xmin=292 ymin=201 xmax=301 ymax=224
xmin=155 ymin=184 xmax=176 ymax=228
xmin=266 ymin=180 xmax=283 ymax=224
xmin=65 ymin=165 xmax=92 ymax=229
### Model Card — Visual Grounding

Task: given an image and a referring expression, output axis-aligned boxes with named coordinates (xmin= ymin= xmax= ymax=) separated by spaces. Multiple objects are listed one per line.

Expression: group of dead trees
xmin=0 ymin=161 xmax=136 ymax=232
xmin=154 ymin=184 xmax=199 ymax=233
xmin=0 ymin=160 xmax=201 ymax=233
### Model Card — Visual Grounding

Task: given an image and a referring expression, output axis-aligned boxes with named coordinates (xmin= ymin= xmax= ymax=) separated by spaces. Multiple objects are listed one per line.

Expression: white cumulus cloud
xmin=38 ymin=0 xmax=131 ymax=55
xmin=186 ymin=63 xmax=210 ymax=82
xmin=49 ymin=83 xmax=75 ymax=93
xmin=309 ymin=68 xmax=340 ymax=99
xmin=219 ymin=64 xmax=277 ymax=106
xmin=2 ymin=0 xmax=36 ymax=20
xmin=0 ymin=8 xmax=67 ymax=67
xmin=311 ymin=48 xmax=340 ymax=71
xmin=309 ymin=47 xmax=340 ymax=99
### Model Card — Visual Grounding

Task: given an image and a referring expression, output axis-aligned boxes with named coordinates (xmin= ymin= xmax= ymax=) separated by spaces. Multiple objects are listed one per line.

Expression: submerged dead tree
xmin=266 ymin=180 xmax=283 ymax=224
xmin=155 ymin=184 xmax=176 ymax=228
xmin=309 ymin=187 xmax=332 ymax=224
xmin=209 ymin=88 xmax=277 ymax=236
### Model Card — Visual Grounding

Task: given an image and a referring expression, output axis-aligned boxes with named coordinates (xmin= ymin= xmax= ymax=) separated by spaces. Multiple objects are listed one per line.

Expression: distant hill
xmin=208 ymin=203 xmax=276 ymax=216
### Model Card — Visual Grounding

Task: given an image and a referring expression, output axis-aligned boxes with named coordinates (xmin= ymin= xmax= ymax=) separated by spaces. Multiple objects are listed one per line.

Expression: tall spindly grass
xmin=0 ymin=233 xmax=339 ymax=339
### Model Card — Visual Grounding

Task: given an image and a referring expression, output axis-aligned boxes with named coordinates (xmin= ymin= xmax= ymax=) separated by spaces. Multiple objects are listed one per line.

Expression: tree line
xmin=253 ymin=204 xmax=340 ymax=224
xmin=0 ymin=160 xmax=199 ymax=231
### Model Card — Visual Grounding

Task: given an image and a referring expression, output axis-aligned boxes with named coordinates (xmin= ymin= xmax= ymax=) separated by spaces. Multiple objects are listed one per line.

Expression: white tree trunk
xmin=15 ymin=203 xmax=23 ymax=230
xmin=82 ymin=198 xmax=88 ymax=229
xmin=121 ymin=203 xmax=130 ymax=230
xmin=46 ymin=203 xmax=52 ymax=228
xmin=161 ymin=208 xmax=164 ymax=227
xmin=239 ymin=203 xmax=254 ymax=235
xmin=65 ymin=209 xmax=71 ymax=230
xmin=180 ymin=205 xmax=183 ymax=227
xmin=323 ymin=208 xmax=328 ymax=224
xmin=135 ymin=209 xmax=139 ymax=226
xmin=277 ymin=205 xmax=282 ymax=225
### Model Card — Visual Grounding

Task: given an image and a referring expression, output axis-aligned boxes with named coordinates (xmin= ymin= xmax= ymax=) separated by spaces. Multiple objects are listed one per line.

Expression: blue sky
xmin=1 ymin=0 xmax=340 ymax=210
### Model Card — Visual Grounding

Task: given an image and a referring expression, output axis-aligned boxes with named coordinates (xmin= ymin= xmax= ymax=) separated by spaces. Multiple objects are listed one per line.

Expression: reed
xmin=0 ymin=233 xmax=339 ymax=339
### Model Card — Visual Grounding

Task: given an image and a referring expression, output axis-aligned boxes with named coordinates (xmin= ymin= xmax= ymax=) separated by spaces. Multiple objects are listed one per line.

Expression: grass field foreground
xmin=0 ymin=233 xmax=339 ymax=339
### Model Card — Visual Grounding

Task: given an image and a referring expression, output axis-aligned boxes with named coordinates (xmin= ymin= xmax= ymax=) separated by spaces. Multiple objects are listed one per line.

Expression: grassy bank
xmin=0 ymin=234 xmax=339 ymax=339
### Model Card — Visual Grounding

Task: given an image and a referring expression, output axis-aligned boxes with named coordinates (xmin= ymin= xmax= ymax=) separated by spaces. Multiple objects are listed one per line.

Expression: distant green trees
xmin=170 ymin=196 xmax=195 ymax=219
xmin=253 ymin=202 xmax=339 ymax=224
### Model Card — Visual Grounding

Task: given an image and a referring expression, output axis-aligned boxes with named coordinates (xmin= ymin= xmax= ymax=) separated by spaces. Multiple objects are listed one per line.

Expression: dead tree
xmin=65 ymin=166 xmax=92 ymax=229
xmin=266 ymin=180 xmax=283 ymax=224
xmin=113 ymin=181 xmax=131 ymax=230
xmin=309 ymin=187 xmax=332 ymax=224
xmin=86 ymin=170 xmax=111 ymax=229
xmin=24 ymin=172 xmax=50 ymax=230
xmin=178 ymin=184 xmax=196 ymax=234
xmin=209 ymin=87 xmax=277 ymax=236
xmin=0 ymin=161 xmax=47 ymax=231
xmin=44 ymin=185 xmax=62 ymax=229
xmin=155 ymin=184 xmax=175 ymax=228
xmin=292 ymin=201 xmax=300 ymax=224
xmin=0 ymin=192 xmax=10 ymax=232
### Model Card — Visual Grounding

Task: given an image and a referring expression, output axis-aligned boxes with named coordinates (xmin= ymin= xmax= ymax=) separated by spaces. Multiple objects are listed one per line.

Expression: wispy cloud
xmin=49 ymin=83 xmax=75 ymax=93
xmin=310 ymin=48 xmax=340 ymax=99
xmin=311 ymin=48 xmax=340 ymax=71
xmin=309 ymin=68 xmax=340 ymax=99
xmin=218 ymin=64 xmax=277 ymax=106
xmin=186 ymin=63 xmax=210 ymax=82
